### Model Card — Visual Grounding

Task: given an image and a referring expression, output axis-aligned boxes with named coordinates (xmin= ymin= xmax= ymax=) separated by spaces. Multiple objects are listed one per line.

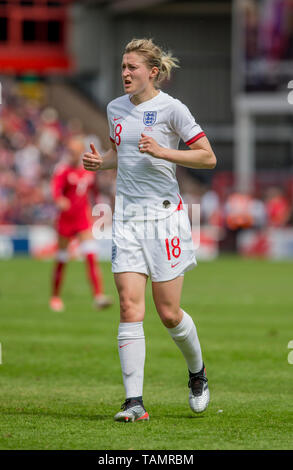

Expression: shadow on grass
xmin=159 ymin=414 xmax=206 ymax=420
xmin=0 ymin=408 xmax=208 ymax=423
xmin=0 ymin=410 xmax=110 ymax=422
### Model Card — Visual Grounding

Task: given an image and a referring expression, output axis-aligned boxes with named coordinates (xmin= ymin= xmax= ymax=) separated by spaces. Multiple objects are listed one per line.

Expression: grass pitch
xmin=0 ymin=256 xmax=292 ymax=450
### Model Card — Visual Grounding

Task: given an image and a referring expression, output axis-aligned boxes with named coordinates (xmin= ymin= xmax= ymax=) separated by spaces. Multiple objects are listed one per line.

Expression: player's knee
xmin=119 ymin=297 xmax=132 ymax=317
xmin=56 ymin=250 xmax=69 ymax=263
xmin=157 ymin=306 xmax=181 ymax=328
xmin=119 ymin=295 xmax=144 ymax=322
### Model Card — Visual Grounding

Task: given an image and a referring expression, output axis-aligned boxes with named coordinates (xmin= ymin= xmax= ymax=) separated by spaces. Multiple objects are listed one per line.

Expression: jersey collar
xmin=128 ymin=90 xmax=162 ymax=108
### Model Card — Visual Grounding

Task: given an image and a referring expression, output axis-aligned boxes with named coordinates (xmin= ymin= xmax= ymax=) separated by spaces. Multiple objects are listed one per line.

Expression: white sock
xmin=167 ymin=310 xmax=203 ymax=374
xmin=117 ymin=322 xmax=145 ymax=399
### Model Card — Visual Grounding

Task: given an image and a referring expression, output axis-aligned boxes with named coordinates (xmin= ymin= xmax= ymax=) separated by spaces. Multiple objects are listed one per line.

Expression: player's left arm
xmin=138 ymin=133 xmax=216 ymax=170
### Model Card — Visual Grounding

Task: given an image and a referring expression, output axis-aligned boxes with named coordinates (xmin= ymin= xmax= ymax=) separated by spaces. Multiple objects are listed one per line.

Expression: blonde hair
xmin=124 ymin=38 xmax=179 ymax=87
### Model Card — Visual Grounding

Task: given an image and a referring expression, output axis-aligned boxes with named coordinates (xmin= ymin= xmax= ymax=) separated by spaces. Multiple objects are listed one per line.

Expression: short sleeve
xmin=106 ymin=104 xmax=115 ymax=144
xmin=170 ymin=100 xmax=205 ymax=146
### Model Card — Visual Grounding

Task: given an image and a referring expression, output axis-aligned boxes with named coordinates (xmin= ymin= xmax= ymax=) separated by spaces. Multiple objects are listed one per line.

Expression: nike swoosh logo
xmin=114 ymin=116 xmax=122 ymax=121
xmin=171 ymin=262 xmax=180 ymax=268
xmin=119 ymin=342 xmax=133 ymax=349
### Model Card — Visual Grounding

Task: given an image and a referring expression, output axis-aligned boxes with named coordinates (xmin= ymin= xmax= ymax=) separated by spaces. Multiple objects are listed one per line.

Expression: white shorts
xmin=111 ymin=209 xmax=197 ymax=282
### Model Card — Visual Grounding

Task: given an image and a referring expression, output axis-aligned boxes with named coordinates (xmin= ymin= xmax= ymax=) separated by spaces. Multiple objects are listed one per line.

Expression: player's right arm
xmin=83 ymin=142 xmax=117 ymax=172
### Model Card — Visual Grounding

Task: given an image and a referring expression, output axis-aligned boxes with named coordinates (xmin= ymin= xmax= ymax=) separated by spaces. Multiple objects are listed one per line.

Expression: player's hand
xmin=83 ymin=143 xmax=103 ymax=171
xmin=56 ymin=196 xmax=71 ymax=211
xmin=138 ymin=133 xmax=163 ymax=158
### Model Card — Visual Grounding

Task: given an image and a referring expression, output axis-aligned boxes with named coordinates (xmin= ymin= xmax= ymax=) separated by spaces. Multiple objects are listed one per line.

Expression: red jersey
xmin=266 ymin=196 xmax=290 ymax=227
xmin=51 ymin=163 xmax=97 ymax=237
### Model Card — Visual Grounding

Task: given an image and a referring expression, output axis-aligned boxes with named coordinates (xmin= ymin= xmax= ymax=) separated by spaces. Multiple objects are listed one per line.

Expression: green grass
xmin=0 ymin=256 xmax=292 ymax=450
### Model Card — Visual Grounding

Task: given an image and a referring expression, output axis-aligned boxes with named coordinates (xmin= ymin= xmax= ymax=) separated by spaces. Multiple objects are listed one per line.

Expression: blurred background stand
xmin=0 ymin=0 xmax=292 ymax=260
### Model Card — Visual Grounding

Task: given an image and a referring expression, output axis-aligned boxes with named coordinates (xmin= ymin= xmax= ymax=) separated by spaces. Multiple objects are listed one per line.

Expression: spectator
xmin=265 ymin=187 xmax=291 ymax=227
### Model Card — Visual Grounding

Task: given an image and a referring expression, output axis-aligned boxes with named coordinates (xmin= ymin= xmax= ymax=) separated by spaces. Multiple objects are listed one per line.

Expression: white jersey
xmin=106 ymin=90 xmax=205 ymax=221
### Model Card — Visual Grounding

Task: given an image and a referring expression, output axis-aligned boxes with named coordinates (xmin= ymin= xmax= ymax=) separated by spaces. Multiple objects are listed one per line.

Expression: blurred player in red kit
xmin=50 ymin=135 xmax=113 ymax=312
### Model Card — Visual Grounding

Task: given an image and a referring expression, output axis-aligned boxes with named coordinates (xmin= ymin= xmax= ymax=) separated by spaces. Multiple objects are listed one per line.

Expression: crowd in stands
xmin=0 ymin=78 xmax=292 ymax=246
xmin=0 ymin=78 xmax=115 ymax=227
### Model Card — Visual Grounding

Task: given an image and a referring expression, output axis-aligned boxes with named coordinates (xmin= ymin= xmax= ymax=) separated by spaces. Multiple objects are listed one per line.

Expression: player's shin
xmin=167 ymin=310 xmax=209 ymax=413
xmin=166 ymin=310 xmax=203 ymax=374
xmin=80 ymin=240 xmax=103 ymax=295
xmin=50 ymin=250 xmax=68 ymax=311
xmin=52 ymin=250 xmax=68 ymax=297
xmin=117 ymin=322 xmax=145 ymax=399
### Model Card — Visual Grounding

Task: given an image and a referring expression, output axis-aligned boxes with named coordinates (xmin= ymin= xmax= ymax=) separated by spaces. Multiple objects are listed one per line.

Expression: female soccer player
xmin=50 ymin=135 xmax=113 ymax=312
xmin=83 ymin=38 xmax=217 ymax=422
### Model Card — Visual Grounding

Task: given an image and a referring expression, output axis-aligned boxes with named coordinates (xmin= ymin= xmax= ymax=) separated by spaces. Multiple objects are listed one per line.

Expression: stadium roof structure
xmin=0 ymin=0 xmax=73 ymax=73
xmin=80 ymin=0 xmax=231 ymax=15
xmin=80 ymin=0 xmax=170 ymax=11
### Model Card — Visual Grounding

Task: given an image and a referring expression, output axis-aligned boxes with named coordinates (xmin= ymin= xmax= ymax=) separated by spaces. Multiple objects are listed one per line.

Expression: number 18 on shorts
xmin=112 ymin=209 xmax=197 ymax=282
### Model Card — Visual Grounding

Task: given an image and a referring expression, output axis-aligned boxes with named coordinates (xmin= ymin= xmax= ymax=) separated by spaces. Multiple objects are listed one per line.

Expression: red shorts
xmin=56 ymin=214 xmax=92 ymax=239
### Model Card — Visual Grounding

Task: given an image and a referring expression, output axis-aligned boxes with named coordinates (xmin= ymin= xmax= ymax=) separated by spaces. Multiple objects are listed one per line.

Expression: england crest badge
xmin=143 ymin=111 xmax=157 ymax=126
